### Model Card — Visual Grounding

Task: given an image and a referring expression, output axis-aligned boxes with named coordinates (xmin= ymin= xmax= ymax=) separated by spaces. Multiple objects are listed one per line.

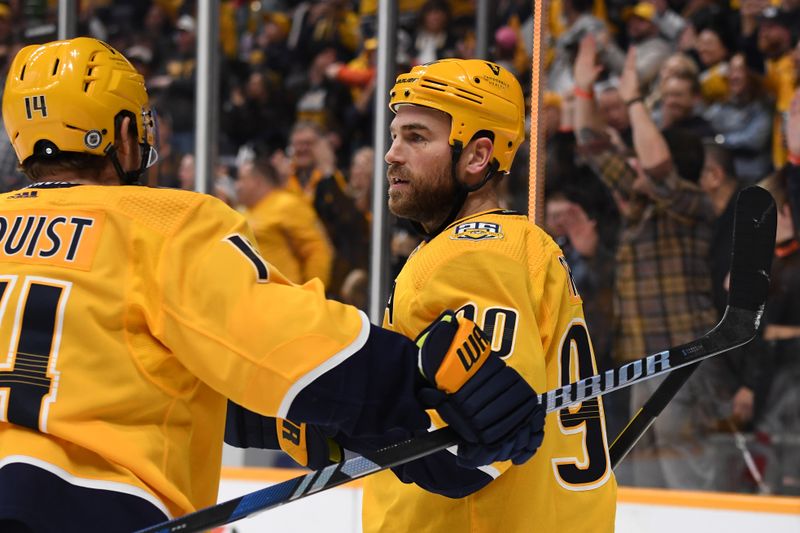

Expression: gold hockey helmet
xmin=3 ymin=37 xmax=156 ymax=168
xmin=389 ymin=59 xmax=525 ymax=174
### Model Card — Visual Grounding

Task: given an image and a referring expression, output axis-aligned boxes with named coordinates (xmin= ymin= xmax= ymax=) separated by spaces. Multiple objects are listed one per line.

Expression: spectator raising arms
xmin=574 ymin=36 xmax=728 ymax=490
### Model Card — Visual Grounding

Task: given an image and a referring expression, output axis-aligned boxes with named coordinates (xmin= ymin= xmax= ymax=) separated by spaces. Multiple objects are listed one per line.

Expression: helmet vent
xmin=453 ymin=92 xmax=481 ymax=105
xmin=419 ymin=83 xmax=445 ymax=92
xmin=85 ymin=52 xmax=100 ymax=91
xmin=52 ymin=58 xmax=60 ymax=76
xmin=421 ymin=77 xmax=447 ymax=87
xmin=455 ymin=86 xmax=482 ymax=99
xmin=19 ymin=64 xmax=26 ymax=80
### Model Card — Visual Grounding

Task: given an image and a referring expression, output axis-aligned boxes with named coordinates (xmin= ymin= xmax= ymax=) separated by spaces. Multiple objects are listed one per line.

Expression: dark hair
xmin=567 ymin=0 xmax=595 ymax=14
xmin=21 ymin=111 xmax=138 ymax=182
xmin=702 ymin=139 xmax=736 ymax=179
xmin=419 ymin=0 xmax=451 ymax=18
xmin=663 ymin=127 xmax=704 ymax=183
xmin=690 ymin=5 xmax=739 ymax=53
xmin=250 ymin=155 xmax=281 ymax=186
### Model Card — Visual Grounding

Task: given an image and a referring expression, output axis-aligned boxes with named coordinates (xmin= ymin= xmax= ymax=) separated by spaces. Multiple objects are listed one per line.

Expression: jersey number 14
xmin=0 ymin=275 xmax=70 ymax=433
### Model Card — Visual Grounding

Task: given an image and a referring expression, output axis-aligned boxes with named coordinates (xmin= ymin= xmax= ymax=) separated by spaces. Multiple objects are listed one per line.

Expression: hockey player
xmin=360 ymin=59 xmax=618 ymax=531
xmin=0 ymin=39 xmax=544 ymax=532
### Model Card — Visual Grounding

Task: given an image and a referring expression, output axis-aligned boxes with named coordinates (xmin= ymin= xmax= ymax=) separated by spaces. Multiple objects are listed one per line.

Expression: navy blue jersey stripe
xmin=225 ymin=234 xmax=268 ymax=282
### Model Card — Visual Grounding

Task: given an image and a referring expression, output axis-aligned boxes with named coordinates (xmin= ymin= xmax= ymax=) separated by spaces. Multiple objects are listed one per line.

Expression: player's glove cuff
xmin=276 ymin=418 xmax=343 ymax=470
xmin=416 ymin=310 xmax=545 ymax=467
xmin=416 ymin=310 xmax=492 ymax=394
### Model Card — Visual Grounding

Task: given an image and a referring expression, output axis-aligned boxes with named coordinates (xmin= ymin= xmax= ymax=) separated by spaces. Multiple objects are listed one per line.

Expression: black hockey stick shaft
xmin=610 ymin=362 xmax=699 ymax=467
xmin=137 ymin=187 xmax=775 ymax=533
xmin=609 ymin=186 xmax=776 ymax=468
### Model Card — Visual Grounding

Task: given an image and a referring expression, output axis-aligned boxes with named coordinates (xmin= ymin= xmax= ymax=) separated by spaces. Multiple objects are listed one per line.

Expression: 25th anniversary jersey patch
xmin=450 ymin=221 xmax=504 ymax=241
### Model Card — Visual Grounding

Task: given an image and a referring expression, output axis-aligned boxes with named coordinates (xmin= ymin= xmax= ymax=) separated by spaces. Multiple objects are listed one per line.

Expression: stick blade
xmin=727 ymin=185 xmax=776 ymax=314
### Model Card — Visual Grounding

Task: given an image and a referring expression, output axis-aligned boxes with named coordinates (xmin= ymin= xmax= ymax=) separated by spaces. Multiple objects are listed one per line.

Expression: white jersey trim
xmin=0 ymin=455 xmax=173 ymax=518
xmin=278 ymin=310 xmax=371 ymax=419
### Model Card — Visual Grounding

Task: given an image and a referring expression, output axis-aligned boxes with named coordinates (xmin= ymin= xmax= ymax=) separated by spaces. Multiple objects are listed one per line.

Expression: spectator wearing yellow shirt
xmin=236 ymin=156 xmax=333 ymax=286
xmin=289 ymin=0 xmax=361 ymax=65
xmin=277 ymin=122 xmax=370 ymax=297
xmin=741 ymin=3 xmax=798 ymax=166
xmin=758 ymin=8 xmax=798 ymax=167
xmin=694 ymin=24 xmax=733 ymax=104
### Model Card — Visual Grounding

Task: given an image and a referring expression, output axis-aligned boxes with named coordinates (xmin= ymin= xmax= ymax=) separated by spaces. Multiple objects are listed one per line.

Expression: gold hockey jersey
xmin=363 ymin=210 xmax=617 ymax=532
xmin=0 ymin=183 xmax=381 ymax=519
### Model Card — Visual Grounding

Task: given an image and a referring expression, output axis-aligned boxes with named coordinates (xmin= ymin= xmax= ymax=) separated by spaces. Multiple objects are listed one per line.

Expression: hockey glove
xmin=416 ymin=311 xmax=545 ymax=468
xmin=225 ymin=402 xmax=342 ymax=470
xmin=276 ymin=418 xmax=344 ymax=470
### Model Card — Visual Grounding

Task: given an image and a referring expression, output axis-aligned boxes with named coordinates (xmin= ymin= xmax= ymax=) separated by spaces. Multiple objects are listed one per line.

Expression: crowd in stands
xmin=1 ymin=0 xmax=800 ymax=496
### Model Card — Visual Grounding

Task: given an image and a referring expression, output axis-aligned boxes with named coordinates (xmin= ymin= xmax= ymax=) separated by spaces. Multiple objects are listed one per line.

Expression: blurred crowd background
xmin=1 ymin=0 xmax=800 ymax=498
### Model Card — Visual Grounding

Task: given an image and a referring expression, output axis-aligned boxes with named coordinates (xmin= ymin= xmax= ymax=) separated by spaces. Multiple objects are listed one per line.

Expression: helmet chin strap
xmin=106 ymin=144 xmax=147 ymax=185
xmin=411 ymin=140 xmax=500 ymax=240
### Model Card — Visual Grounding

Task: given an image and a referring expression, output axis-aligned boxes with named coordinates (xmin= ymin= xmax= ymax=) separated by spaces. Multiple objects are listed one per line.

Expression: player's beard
xmin=387 ymin=158 xmax=456 ymax=229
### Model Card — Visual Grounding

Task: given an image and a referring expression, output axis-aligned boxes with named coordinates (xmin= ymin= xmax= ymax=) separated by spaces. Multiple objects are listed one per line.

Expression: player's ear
xmin=116 ymin=115 xmax=133 ymax=156
xmin=462 ymin=137 xmax=494 ymax=180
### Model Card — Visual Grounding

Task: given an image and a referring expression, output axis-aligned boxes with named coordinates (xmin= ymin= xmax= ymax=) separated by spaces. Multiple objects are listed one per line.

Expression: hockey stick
xmin=609 ymin=363 xmax=699 ymax=468
xmin=137 ymin=186 xmax=775 ymax=533
xmin=726 ymin=419 xmax=771 ymax=494
xmin=609 ymin=186 xmax=776 ymax=468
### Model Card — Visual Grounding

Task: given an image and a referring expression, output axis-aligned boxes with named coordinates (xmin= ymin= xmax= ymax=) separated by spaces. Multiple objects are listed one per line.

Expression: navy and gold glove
xmin=416 ymin=311 xmax=545 ymax=468
xmin=225 ymin=402 xmax=342 ymax=470
xmin=276 ymin=418 xmax=343 ymax=470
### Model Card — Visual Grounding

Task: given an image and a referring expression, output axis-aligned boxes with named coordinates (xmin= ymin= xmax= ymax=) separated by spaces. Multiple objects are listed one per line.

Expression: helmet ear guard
xmin=2 ymin=37 xmax=157 ymax=184
xmin=106 ymin=110 xmax=159 ymax=185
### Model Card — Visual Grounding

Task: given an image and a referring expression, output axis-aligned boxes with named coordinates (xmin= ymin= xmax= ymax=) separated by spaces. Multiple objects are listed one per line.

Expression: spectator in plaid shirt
xmin=573 ymin=36 xmax=730 ymax=490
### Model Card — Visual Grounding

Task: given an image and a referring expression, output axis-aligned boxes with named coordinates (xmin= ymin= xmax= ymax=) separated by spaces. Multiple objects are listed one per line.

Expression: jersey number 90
xmin=455 ymin=303 xmax=518 ymax=359
xmin=552 ymin=320 xmax=611 ymax=491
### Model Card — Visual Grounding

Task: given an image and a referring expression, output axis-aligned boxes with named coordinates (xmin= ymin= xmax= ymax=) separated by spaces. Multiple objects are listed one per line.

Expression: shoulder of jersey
xmin=447 ymin=209 xmax=527 ymax=243
xmin=126 ymin=186 xmax=240 ymax=222
xmin=1 ymin=183 xmax=210 ymax=204
xmin=116 ymin=186 xmax=229 ymax=210
xmin=14 ymin=184 xmax=237 ymax=230
xmin=0 ymin=184 xmax=243 ymax=238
